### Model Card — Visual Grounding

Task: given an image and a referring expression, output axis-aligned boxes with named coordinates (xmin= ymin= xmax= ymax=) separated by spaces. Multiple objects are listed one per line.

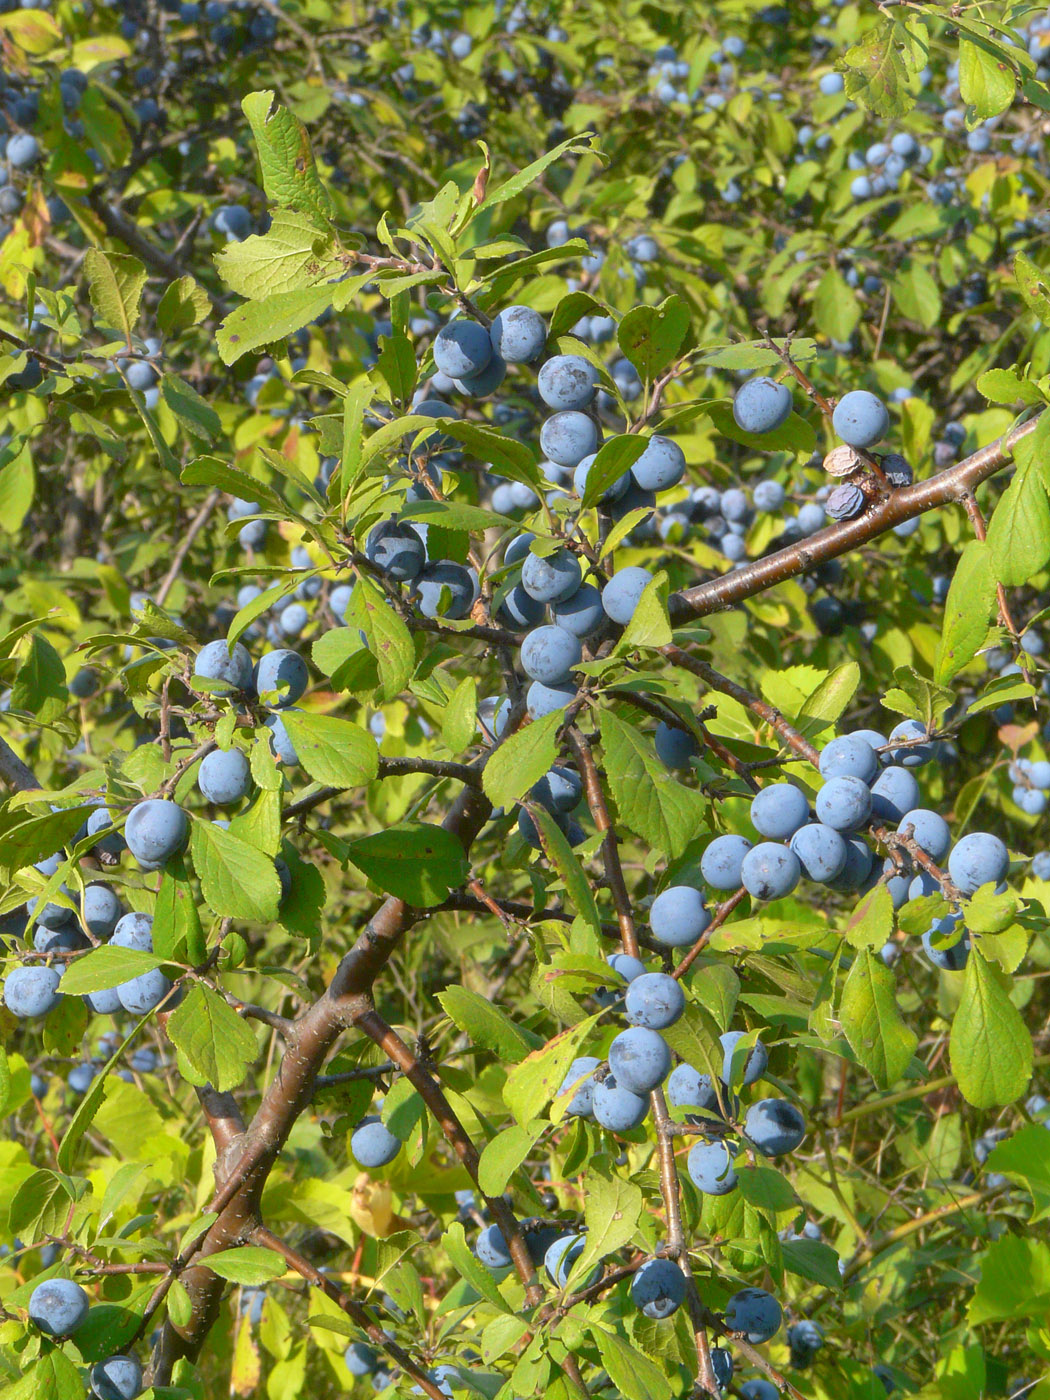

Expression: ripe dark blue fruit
xmin=520 ymin=625 xmax=582 ymax=686
xmin=433 ymin=320 xmax=492 ymax=380
xmin=740 ymin=842 xmax=801 ymax=900
xmin=591 ymin=1073 xmax=649 ymax=1130
xmin=826 ymin=482 xmax=865 ymax=520
xmin=869 ymin=765 xmax=920 ymax=823
xmin=4 ymin=966 xmax=62 ymax=1018
xmin=630 ymin=1258 xmax=685 ymax=1319
xmin=351 ymin=1116 xmax=402 ymax=1168
xmin=630 ymin=435 xmax=686 ymax=492
xmin=198 ymin=748 xmax=251 ymax=805
xmin=489 ymin=305 xmax=546 ymax=364
xmin=28 ymin=1278 xmax=89 ymax=1336
xmin=475 ymin=1224 xmax=511 ymax=1270
xmin=254 ymin=649 xmax=309 ymax=709
xmin=549 ymin=583 xmax=605 ymax=639
xmin=701 ymin=834 xmax=753 ymax=889
xmin=832 ymin=390 xmax=889 ymax=448
xmin=414 ymin=562 xmax=478 ymax=619
xmin=498 ymin=582 xmax=545 ymax=630
xmin=749 ymin=783 xmax=809 ymax=840
xmin=819 ymin=734 xmax=879 ymax=783
xmin=740 ymin=1382 xmax=778 ymax=1400
xmin=521 ymin=549 xmax=583 ymax=603
xmin=344 ymin=1343 xmax=378 ymax=1377
xmin=687 ymin=1139 xmax=738 ymax=1195
xmin=112 ymin=911 xmax=154 ymax=950
xmin=650 ymin=885 xmax=710 ymax=946
xmin=724 ymin=1287 xmax=782 ymax=1343
xmin=886 ymin=718 xmax=933 ymax=767
xmin=608 ymin=1027 xmax=671 ymax=1093
xmin=366 ymin=521 xmax=427 ymax=582
xmin=720 ymin=1030 xmax=767 ymax=1087
xmin=544 ymin=1233 xmax=599 ymax=1288
xmin=654 ymin=722 xmax=699 ymax=771
xmin=624 ymin=972 xmax=685 ymax=1029
xmin=711 ymin=1348 xmax=734 ymax=1391
xmin=531 ymin=766 xmax=582 ymax=814
xmin=538 ymin=354 xmax=598 ymax=410
xmin=525 ymin=680 xmax=579 ymax=720
xmin=666 ymin=1064 xmax=719 ymax=1113
xmin=733 ymin=377 xmax=792 ymax=435
xmin=558 ymin=1056 xmax=601 ymax=1116
xmin=118 ymin=968 xmax=173 ymax=1016
xmin=539 ymin=410 xmax=600 ymax=467
xmin=195 ymin=639 xmax=253 ymax=693
xmin=744 ymin=1098 xmax=806 ymax=1156
xmin=124 ymin=799 xmax=189 ymax=870
xmin=897 ymin=808 xmax=950 ymax=862
xmin=948 ymin=832 xmax=1008 ymax=894
xmin=89 ymin=1353 xmax=144 ymax=1400
xmin=573 ymin=452 xmax=630 ymax=504
xmin=602 ymin=566 xmax=652 ymax=624
xmin=828 ymin=836 xmax=874 ymax=891
xmin=83 ymin=884 xmax=121 ymax=939
xmin=789 ymin=823 xmax=847 ymax=882
xmin=815 ymin=776 xmax=872 ymax=832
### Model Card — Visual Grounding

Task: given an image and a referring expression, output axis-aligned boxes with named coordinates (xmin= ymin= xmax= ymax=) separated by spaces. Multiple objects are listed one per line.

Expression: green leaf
xmin=813 ymin=266 xmax=860 ymax=342
xmin=781 ymin=1237 xmax=844 ymax=1291
xmin=9 ymin=1168 xmax=75 ymax=1243
xmin=985 ymin=1126 xmax=1050 ymax=1221
xmin=152 ymin=857 xmax=207 ymax=964
xmin=207 ymin=1245 xmax=288 ymax=1285
xmin=345 ymin=822 xmax=469 ymax=906
xmin=166 ymin=983 xmax=259 ymax=1093
xmin=840 ymin=947 xmax=917 ymax=1089
xmin=891 ymin=261 xmax=941 ymax=330
xmin=58 ymin=1020 xmax=146 ymax=1173
xmin=503 ymin=1015 xmax=600 ymax=1126
xmin=0 ymin=803 xmax=86 ymax=876
xmin=934 ymin=540 xmax=997 ymax=684
xmin=843 ymin=884 xmax=894 ymax=952
xmin=797 ymin=661 xmax=860 ymax=726
xmin=216 ymin=283 xmax=345 ymax=366
xmin=950 ymin=948 xmax=1033 ymax=1108
xmin=433 ymin=421 xmax=541 ymax=491
xmin=616 ymin=570 xmax=671 ymax=652
xmin=161 ymin=374 xmax=221 ymax=443
xmin=0 ymin=440 xmax=34 ymax=533
xmin=400 ymin=498 xmax=517 ymax=534
xmin=190 ymin=819 xmax=282 ymax=922
xmin=736 ymin=1166 xmax=798 ymax=1214
xmin=580 ymin=434 xmax=647 ymax=510
xmin=589 ymin=1324 xmax=676 ymax=1400
xmin=1015 ymin=251 xmax=1050 ymax=324
xmin=968 ymin=1234 xmax=1050 ymax=1324
xmin=477 ymin=1121 xmax=545 ymax=1196
xmin=157 ymin=274 xmax=211 ymax=334
xmin=575 ymin=1167 xmax=644 ymax=1279
xmin=986 ymin=416 xmax=1050 ymax=586
xmin=707 ymin=401 xmax=815 ymax=457
xmin=958 ymin=36 xmax=1016 ymax=120
xmin=482 ymin=710 xmax=562 ymax=809
xmin=616 ymin=295 xmax=690 ymax=381
xmin=11 ymin=630 xmax=66 ymax=719
xmin=84 ymin=248 xmax=147 ymax=348
xmin=442 ymin=1220 xmax=513 ymax=1313
xmin=345 ymin=575 xmax=416 ymax=701
xmin=375 ymin=329 xmax=417 ymax=406
xmin=842 ymin=15 xmax=923 ymax=117
xmin=597 ymin=709 xmax=706 ymax=856
xmin=278 ymin=710 xmax=380 ymax=788
xmin=59 ymin=945 xmax=167 ymax=996
xmin=2 ymin=1350 xmax=84 ymax=1400
xmin=475 ymin=131 xmax=599 ymax=213
xmin=182 ymin=455 xmax=286 ymax=518
xmin=215 ymin=209 xmax=340 ymax=299
xmin=527 ymin=803 xmax=601 ymax=938
xmin=241 ymin=90 xmax=335 ymax=223
xmin=975 ymin=368 xmax=1045 ymax=406
xmin=437 ymin=986 xmax=543 ymax=1063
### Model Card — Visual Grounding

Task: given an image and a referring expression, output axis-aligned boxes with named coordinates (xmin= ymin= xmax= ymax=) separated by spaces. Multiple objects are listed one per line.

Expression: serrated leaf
xmin=161 ymin=373 xmax=221 ymax=443
xmin=59 ymin=944 xmax=167 ymax=995
xmin=482 ymin=710 xmax=561 ymax=809
xmin=581 ymin=434 xmax=648 ymax=510
xmin=158 ymin=275 xmax=211 ymax=334
xmin=617 ymin=295 xmax=690 ymax=381
xmin=190 ymin=819 xmax=282 ymax=922
xmin=166 ymin=983 xmax=259 ymax=1093
xmin=968 ymin=1234 xmax=1050 ymax=1324
xmin=345 ymin=575 xmax=416 ymax=701
xmin=215 ymin=209 xmax=340 ymax=299
xmin=798 ymin=661 xmax=860 ymax=725
xmin=477 ymin=1121 xmax=545 ymax=1196
xmin=616 ymin=571 xmax=671 ymax=651
xmin=1016 ymin=251 xmax=1050 ymax=324
xmin=986 ymin=415 xmax=1050 ymax=586
xmin=278 ymin=710 xmax=379 ymax=788
xmin=781 ymin=1237 xmax=844 ymax=1291
xmin=437 ymin=986 xmax=542 ymax=1063
xmin=985 ymin=1126 xmax=1050 ymax=1221
xmin=843 ymin=884 xmax=894 ymax=951
xmin=575 ymin=1167 xmax=643 ymax=1279
xmin=959 ymin=36 xmax=1016 ymax=120
xmin=589 ymin=1324 xmax=676 ymax=1400
xmin=436 ymin=421 xmax=541 ymax=490
xmin=934 ymin=540 xmax=997 ymax=684
xmin=840 ymin=947 xmax=917 ymax=1088
xmin=217 ymin=283 xmax=344 ymax=366
xmin=241 ymin=90 xmax=335 ymax=223
xmin=207 ymin=1246 xmax=287 ymax=1285
xmin=597 ymin=709 xmax=706 ymax=855
xmin=346 ymin=822 xmax=469 ymax=906
xmin=84 ymin=248 xmax=146 ymax=348
xmin=813 ymin=265 xmax=860 ymax=341
xmin=442 ymin=1219 xmax=513 ymax=1312
xmin=502 ymin=1015 xmax=600 ymax=1125
xmin=950 ymin=948 xmax=1032 ymax=1108
xmin=843 ymin=15 xmax=922 ymax=117
xmin=527 ymin=803 xmax=601 ymax=937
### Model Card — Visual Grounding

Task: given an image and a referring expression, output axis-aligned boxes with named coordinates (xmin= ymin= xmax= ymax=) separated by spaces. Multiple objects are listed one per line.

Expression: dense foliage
xmin=2 ymin=2 xmax=1050 ymax=1398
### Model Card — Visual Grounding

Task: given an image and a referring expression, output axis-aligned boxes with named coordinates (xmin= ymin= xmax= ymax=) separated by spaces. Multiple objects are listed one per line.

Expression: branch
xmin=0 ymin=734 xmax=39 ymax=793
xmin=251 ymin=1226 xmax=449 ymax=1400
xmin=669 ymin=411 xmax=1043 ymax=622
xmin=156 ymin=489 xmax=222 ymax=608
xmin=568 ymin=728 xmax=640 ymax=958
